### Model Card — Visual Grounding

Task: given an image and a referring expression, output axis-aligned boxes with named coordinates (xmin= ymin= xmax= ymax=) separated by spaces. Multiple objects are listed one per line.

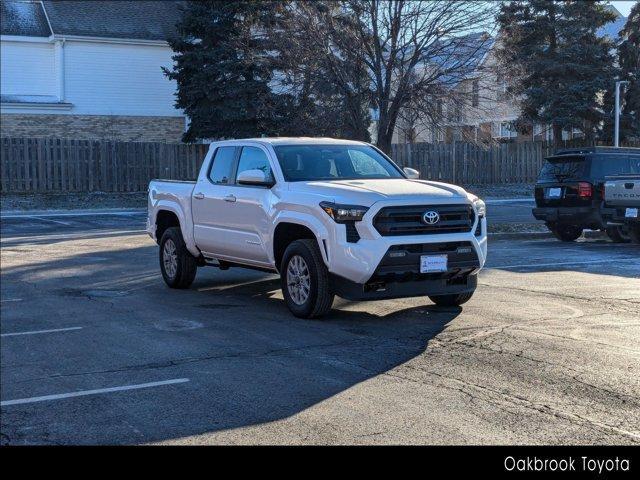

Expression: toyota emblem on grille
xmin=422 ymin=210 xmax=440 ymax=225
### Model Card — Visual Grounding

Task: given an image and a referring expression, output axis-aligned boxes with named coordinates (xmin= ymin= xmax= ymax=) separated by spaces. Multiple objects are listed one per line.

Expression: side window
xmin=208 ymin=147 xmax=236 ymax=184
xmin=236 ymin=147 xmax=274 ymax=184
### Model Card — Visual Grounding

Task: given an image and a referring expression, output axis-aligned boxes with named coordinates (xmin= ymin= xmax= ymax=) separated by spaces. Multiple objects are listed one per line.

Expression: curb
xmin=489 ymin=231 xmax=552 ymax=239
xmin=489 ymin=230 xmax=607 ymax=240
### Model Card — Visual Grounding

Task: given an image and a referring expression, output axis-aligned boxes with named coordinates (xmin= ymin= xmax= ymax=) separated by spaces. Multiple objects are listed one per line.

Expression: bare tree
xmin=278 ymin=1 xmax=497 ymax=152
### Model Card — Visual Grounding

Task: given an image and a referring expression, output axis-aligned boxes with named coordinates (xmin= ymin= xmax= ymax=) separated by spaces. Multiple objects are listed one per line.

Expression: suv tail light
xmin=578 ymin=182 xmax=592 ymax=199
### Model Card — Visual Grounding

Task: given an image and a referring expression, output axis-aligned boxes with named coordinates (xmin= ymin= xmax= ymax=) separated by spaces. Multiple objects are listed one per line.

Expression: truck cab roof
xmin=208 ymin=137 xmax=371 ymax=147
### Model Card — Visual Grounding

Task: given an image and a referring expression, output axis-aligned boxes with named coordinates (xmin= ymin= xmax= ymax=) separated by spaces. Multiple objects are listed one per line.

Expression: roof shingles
xmin=0 ymin=1 xmax=51 ymax=37
xmin=1 ymin=0 xmax=181 ymax=40
xmin=42 ymin=0 xmax=181 ymax=40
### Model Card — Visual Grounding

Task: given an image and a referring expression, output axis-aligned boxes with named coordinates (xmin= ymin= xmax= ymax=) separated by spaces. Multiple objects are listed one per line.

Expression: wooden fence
xmin=390 ymin=140 xmax=639 ymax=185
xmin=1 ymin=136 xmax=638 ymax=193
xmin=0 ymin=137 xmax=208 ymax=193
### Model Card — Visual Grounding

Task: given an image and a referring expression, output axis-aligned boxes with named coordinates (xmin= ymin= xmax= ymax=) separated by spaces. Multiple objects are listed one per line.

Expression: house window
xmin=495 ymin=73 xmax=508 ymax=102
xmin=493 ymin=121 xmax=517 ymax=139
xmin=534 ymin=124 xmax=556 ymax=141
xmin=472 ymin=80 xmax=479 ymax=108
xmin=448 ymin=102 xmax=463 ymax=123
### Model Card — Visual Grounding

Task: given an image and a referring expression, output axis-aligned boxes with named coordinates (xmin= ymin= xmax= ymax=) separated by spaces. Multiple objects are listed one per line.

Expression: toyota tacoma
xmin=601 ymin=174 xmax=640 ymax=243
xmin=147 ymin=138 xmax=487 ymax=318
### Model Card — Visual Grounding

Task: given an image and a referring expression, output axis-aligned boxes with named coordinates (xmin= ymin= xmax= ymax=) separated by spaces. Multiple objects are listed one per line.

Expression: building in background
xmin=393 ymin=5 xmax=628 ymax=145
xmin=0 ymin=0 xmax=184 ymax=142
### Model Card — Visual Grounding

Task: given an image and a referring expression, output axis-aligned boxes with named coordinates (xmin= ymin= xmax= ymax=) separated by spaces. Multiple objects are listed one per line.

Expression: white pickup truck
xmin=147 ymin=138 xmax=487 ymax=318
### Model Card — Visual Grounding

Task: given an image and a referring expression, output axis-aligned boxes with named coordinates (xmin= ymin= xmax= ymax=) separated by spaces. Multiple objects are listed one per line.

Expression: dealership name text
xmin=504 ymin=456 xmax=630 ymax=474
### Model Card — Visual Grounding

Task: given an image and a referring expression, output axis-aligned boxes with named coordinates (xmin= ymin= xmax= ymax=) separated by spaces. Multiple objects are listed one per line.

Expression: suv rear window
xmin=538 ymin=156 xmax=587 ymax=182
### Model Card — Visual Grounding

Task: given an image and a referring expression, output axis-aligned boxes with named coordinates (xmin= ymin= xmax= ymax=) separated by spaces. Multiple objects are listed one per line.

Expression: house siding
xmin=0 ymin=113 xmax=185 ymax=142
xmin=62 ymin=40 xmax=181 ymax=117
xmin=0 ymin=41 xmax=57 ymax=97
xmin=1 ymin=38 xmax=185 ymax=141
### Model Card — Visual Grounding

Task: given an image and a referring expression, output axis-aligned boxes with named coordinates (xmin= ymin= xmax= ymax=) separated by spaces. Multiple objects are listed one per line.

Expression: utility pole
xmin=614 ymin=80 xmax=629 ymax=147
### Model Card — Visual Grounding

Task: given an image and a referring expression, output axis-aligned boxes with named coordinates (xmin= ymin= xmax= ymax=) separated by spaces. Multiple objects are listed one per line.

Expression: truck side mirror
xmin=403 ymin=167 xmax=420 ymax=179
xmin=237 ymin=169 xmax=274 ymax=187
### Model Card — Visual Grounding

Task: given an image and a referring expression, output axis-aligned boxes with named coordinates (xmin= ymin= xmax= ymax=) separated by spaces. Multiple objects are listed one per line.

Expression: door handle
xmin=193 ymin=192 xmax=205 ymax=200
xmin=224 ymin=194 xmax=237 ymax=203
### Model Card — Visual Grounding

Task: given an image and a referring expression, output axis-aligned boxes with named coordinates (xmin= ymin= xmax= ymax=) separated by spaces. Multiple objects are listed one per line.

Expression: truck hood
xmin=287 ymin=179 xmax=470 ymax=206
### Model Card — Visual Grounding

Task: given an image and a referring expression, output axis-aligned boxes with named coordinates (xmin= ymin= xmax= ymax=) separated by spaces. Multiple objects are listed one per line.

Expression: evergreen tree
xmin=163 ymin=1 xmax=286 ymax=141
xmin=497 ymin=1 xmax=616 ymax=144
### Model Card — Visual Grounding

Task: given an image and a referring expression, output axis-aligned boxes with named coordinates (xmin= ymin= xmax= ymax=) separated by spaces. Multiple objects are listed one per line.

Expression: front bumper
xmin=332 ymin=271 xmax=477 ymax=301
xmin=325 ymin=199 xmax=487 ymax=285
xmin=532 ymin=206 xmax=603 ymax=228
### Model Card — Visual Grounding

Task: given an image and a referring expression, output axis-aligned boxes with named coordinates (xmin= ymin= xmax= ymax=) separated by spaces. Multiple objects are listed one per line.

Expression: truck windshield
xmin=538 ymin=156 xmax=587 ymax=182
xmin=273 ymin=145 xmax=404 ymax=181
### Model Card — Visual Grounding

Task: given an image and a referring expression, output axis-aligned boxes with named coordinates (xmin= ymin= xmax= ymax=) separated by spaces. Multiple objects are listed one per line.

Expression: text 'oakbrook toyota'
xmin=147 ymin=138 xmax=487 ymax=318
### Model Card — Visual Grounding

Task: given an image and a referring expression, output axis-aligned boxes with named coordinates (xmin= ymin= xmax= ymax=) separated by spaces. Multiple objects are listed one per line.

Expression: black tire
xmin=630 ymin=223 xmax=640 ymax=244
xmin=606 ymin=225 xmax=631 ymax=243
xmin=429 ymin=290 xmax=475 ymax=307
xmin=548 ymin=223 xmax=583 ymax=242
xmin=159 ymin=227 xmax=197 ymax=289
xmin=280 ymin=239 xmax=334 ymax=319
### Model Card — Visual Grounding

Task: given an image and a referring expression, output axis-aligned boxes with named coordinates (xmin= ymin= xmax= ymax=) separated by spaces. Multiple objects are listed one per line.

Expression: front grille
xmin=373 ymin=204 xmax=475 ymax=236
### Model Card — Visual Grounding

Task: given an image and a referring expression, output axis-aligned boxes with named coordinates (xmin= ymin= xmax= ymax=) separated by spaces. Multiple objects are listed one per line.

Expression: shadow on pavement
xmin=1 ymin=244 xmax=460 ymax=444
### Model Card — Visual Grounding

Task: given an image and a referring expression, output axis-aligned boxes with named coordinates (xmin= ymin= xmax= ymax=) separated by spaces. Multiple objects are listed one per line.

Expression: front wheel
xmin=280 ymin=239 xmax=334 ymax=319
xmin=606 ymin=225 xmax=631 ymax=243
xmin=429 ymin=290 xmax=474 ymax=307
xmin=547 ymin=223 xmax=583 ymax=242
xmin=160 ymin=227 xmax=197 ymax=288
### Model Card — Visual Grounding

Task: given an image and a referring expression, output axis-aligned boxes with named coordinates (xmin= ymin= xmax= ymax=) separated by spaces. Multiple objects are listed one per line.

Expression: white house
xmin=0 ymin=0 xmax=186 ymax=142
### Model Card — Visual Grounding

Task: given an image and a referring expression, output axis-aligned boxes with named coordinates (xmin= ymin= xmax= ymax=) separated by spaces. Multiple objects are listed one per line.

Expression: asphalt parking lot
xmin=1 ymin=209 xmax=639 ymax=445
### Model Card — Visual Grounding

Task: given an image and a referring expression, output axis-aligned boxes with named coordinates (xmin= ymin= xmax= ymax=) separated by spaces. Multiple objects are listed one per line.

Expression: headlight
xmin=473 ymin=198 xmax=486 ymax=217
xmin=320 ymin=202 xmax=369 ymax=223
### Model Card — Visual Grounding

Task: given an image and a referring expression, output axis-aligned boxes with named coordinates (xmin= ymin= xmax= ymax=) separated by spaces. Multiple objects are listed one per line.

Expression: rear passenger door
xmin=192 ymin=145 xmax=239 ymax=257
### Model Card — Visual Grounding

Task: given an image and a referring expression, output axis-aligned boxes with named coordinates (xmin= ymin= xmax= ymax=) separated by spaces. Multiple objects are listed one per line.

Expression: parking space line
xmin=0 ymin=229 xmax=147 ymax=243
xmin=1 ymin=326 xmax=84 ymax=337
xmin=0 ymin=378 xmax=190 ymax=407
xmin=30 ymin=216 xmax=73 ymax=226
xmin=490 ymin=258 xmax=638 ymax=269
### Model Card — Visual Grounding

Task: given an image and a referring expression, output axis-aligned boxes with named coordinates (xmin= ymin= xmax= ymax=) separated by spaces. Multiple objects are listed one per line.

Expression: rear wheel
xmin=606 ymin=225 xmax=631 ymax=243
xmin=548 ymin=223 xmax=583 ymax=242
xmin=160 ymin=227 xmax=197 ymax=288
xmin=280 ymin=239 xmax=334 ymax=318
xmin=629 ymin=223 xmax=640 ymax=244
xmin=429 ymin=290 xmax=474 ymax=307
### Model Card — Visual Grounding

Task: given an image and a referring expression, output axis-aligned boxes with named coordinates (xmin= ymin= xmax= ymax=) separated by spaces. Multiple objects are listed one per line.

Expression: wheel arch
xmin=273 ymin=221 xmax=328 ymax=272
xmin=155 ymin=209 xmax=182 ymax=245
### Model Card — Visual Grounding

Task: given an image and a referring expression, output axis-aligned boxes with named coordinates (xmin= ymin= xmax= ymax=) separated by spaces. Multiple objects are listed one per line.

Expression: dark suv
xmin=532 ymin=147 xmax=640 ymax=242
